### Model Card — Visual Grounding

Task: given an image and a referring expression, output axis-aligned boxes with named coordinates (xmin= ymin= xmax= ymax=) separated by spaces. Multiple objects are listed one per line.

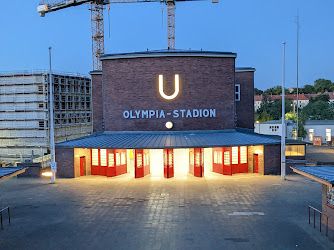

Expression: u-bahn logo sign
xmin=159 ymin=74 xmax=180 ymax=100
xmin=122 ymin=74 xmax=217 ymax=119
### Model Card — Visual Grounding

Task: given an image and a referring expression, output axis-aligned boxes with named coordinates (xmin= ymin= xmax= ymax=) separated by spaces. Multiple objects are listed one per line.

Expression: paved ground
xmin=0 ymin=174 xmax=333 ymax=249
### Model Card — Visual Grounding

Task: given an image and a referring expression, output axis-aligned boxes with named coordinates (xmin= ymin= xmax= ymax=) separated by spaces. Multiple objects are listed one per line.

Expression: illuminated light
xmin=165 ymin=121 xmax=173 ymax=129
xmin=254 ymin=150 xmax=262 ymax=154
xmin=256 ymin=121 xmax=259 ymax=124
xmin=159 ymin=74 xmax=180 ymax=100
xmin=75 ymin=155 xmax=80 ymax=158
xmin=42 ymin=172 xmax=53 ymax=177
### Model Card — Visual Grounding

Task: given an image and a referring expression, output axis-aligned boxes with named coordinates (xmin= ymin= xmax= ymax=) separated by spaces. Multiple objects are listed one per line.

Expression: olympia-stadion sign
xmin=123 ymin=74 xmax=216 ymax=120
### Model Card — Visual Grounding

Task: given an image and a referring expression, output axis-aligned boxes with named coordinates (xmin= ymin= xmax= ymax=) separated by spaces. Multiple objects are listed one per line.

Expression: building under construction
xmin=0 ymin=71 xmax=92 ymax=164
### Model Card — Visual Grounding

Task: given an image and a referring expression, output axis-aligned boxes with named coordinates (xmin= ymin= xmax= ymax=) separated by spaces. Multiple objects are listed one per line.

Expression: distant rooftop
xmin=0 ymin=70 xmax=90 ymax=79
xmin=100 ymin=49 xmax=237 ymax=60
xmin=291 ymin=165 xmax=334 ymax=186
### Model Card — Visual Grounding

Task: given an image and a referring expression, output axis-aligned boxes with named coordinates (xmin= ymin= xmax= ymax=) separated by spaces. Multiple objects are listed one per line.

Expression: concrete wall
xmin=254 ymin=122 xmax=294 ymax=138
xmin=101 ymin=56 xmax=236 ymax=131
xmin=74 ymin=148 xmax=91 ymax=177
xmin=248 ymin=145 xmax=264 ymax=174
xmin=235 ymin=71 xmax=254 ymax=129
xmin=304 ymin=124 xmax=334 ymax=143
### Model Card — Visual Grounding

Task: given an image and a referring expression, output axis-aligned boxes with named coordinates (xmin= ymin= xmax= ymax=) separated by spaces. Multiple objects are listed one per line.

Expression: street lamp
xmin=281 ymin=42 xmax=286 ymax=181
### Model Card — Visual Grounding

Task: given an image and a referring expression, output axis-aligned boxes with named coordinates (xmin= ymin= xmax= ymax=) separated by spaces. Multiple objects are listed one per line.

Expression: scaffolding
xmin=0 ymin=70 xmax=92 ymax=164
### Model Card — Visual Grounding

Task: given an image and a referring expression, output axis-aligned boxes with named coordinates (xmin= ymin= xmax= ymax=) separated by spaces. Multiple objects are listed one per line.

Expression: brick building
xmin=55 ymin=50 xmax=295 ymax=178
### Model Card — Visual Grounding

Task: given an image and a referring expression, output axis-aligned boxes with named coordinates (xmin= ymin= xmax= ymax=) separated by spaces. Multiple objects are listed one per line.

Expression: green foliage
xmin=285 ymin=111 xmax=297 ymax=122
xmin=301 ymin=100 xmax=334 ymax=120
xmin=256 ymin=98 xmax=293 ymax=121
xmin=263 ymin=85 xmax=282 ymax=95
xmin=314 ymin=78 xmax=334 ymax=93
xmin=301 ymin=84 xmax=315 ymax=94
xmin=254 ymin=88 xmax=263 ymax=95
xmin=297 ymin=113 xmax=308 ymax=139
xmin=309 ymin=94 xmax=330 ymax=103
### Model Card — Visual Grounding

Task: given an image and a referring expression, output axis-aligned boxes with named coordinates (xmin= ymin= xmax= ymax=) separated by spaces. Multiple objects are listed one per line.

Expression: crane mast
xmin=38 ymin=0 xmax=218 ymax=70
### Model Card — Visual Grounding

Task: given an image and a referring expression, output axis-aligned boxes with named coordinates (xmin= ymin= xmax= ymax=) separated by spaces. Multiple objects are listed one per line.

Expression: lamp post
xmin=281 ymin=42 xmax=286 ymax=181
xmin=49 ymin=47 xmax=57 ymax=184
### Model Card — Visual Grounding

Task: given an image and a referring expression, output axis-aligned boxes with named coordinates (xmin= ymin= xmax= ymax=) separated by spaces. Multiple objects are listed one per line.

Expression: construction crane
xmin=38 ymin=0 xmax=219 ymax=71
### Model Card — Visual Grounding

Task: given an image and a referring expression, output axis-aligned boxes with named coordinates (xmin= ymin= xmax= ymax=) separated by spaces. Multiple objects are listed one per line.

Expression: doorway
xmin=80 ymin=156 xmax=85 ymax=176
xmin=253 ymin=154 xmax=259 ymax=173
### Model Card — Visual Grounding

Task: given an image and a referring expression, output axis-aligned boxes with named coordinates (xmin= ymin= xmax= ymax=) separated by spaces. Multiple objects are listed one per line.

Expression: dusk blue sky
xmin=1 ymin=0 xmax=333 ymax=90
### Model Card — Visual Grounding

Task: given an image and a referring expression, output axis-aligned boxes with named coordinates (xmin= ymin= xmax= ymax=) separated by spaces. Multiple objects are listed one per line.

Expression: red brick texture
xmin=91 ymin=72 xmax=103 ymax=132
xmin=235 ymin=71 xmax=254 ymax=129
xmin=55 ymin=147 xmax=74 ymax=178
xmin=100 ymin=56 xmax=236 ymax=131
xmin=322 ymin=184 xmax=334 ymax=230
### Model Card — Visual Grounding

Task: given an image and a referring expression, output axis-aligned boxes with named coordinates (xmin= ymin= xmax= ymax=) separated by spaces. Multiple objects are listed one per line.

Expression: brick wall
xmin=322 ymin=184 xmax=334 ymax=230
xmin=91 ymin=71 xmax=103 ymax=132
xmin=55 ymin=147 xmax=74 ymax=178
xmin=263 ymin=144 xmax=281 ymax=175
xmin=235 ymin=71 xmax=254 ymax=129
xmin=101 ymin=56 xmax=236 ymax=131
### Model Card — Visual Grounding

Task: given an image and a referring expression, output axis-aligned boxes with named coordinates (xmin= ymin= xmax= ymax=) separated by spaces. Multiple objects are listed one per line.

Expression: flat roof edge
xmin=100 ymin=51 xmax=237 ymax=60
xmin=235 ymin=67 xmax=256 ymax=72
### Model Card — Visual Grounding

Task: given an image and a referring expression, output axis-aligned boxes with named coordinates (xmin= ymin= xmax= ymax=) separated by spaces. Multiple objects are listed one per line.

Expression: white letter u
xmin=159 ymin=74 xmax=180 ymax=100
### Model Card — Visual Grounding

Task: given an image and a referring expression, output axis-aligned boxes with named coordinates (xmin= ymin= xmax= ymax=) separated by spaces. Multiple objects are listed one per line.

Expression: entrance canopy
xmin=0 ymin=167 xmax=26 ymax=181
xmin=291 ymin=165 xmax=334 ymax=187
xmin=56 ymin=129 xmax=281 ymax=149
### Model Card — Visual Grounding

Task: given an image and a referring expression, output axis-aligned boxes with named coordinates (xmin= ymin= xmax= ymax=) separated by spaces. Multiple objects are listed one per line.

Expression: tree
xmin=309 ymin=94 xmax=330 ymax=103
xmin=297 ymin=113 xmax=308 ymax=139
xmin=301 ymin=84 xmax=315 ymax=94
xmin=267 ymin=98 xmax=293 ymax=120
xmin=254 ymin=88 xmax=263 ymax=95
xmin=285 ymin=111 xmax=297 ymax=122
xmin=302 ymin=100 xmax=334 ymax=120
xmin=263 ymin=85 xmax=282 ymax=95
xmin=314 ymin=78 xmax=334 ymax=93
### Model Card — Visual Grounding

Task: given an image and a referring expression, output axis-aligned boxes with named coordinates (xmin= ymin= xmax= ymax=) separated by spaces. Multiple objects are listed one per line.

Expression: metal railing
xmin=308 ymin=205 xmax=334 ymax=242
xmin=0 ymin=206 xmax=10 ymax=230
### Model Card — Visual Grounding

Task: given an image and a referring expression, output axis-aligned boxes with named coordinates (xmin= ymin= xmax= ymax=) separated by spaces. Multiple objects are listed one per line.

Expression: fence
xmin=308 ymin=205 xmax=334 ymax=241
xmin=0 ymin=206 xmax=10 ymax=230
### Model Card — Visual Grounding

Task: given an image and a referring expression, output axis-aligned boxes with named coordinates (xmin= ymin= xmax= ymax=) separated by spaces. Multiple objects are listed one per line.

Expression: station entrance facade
xmin=88 ymin=146 xmax=251 ymax=179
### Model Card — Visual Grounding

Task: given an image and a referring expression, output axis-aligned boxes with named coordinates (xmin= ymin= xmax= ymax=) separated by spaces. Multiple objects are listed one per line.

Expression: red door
xmin=80 ymin=157 xmax=85 ymax=176
xmin=164 ymin=149 xmax=174 ymax=178
xmin=115 ymin=149 xmax=127 ymax=176
xmin=254 ymin=154 xmax=259 ymax=173
xmin=143 ymin=149 xmax=150 ymax=176
xmin=223 ymin=148 xmax=232 ymax=175
xmin=212 ymin=148 xmax=223 ymax=174
xmin=189 ymin=148 xmax=195 ymax=175
xmin=194 ymin=148 xmax=204 ymax=177
xmin=107 ymin=150 xmax=116 ymax=177
xmin=135 ymin=150 xmax=144 ymax=178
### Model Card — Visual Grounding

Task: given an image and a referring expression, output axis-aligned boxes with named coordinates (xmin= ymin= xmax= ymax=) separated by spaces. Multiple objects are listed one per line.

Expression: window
xmin=309 ymin=129 xmax=314 ymax=141
xmin=195 ymin=152 xmax=200 ymax=166
xmin=269 ymin=125 xmax=279 ymax=132
xmin=190 ymin=151 xmax=194 ymax=165
xmin=92 ymin=149 xmax=99 ymax=166
xmin=326 ymin=129 xmax=331 ymax=141
xmin=100 ymin=149 xmax=107 ymax=166
xmin=38 ymin=103 xmax=44 ymax=108
xmin=232 ymin=147 xmax=238 ymax=164
xmin=168 ymin=152 xmax=173 ymax=165
xmin=116 ymin=152 xmax=121 ymax=166
xmin=285 ymin=145 xmax=305 ymax=156
xmin=224 ymin=151 xmax=230 ymax=165
xmin=327 ymin=187 xmax=334 ymax=207
xmin=121 ymin=152 xmax=126 ymax=165
xmin=214 ymin=150 xmax=222 ymax=164
xmin=240 ymin=146 xmax=247 ymax=164
xmin=39 ymin=121 xmax=44 ymax=128
xmin=137 ymin=152 xmax=142 ymax=167
xmin=235 ymin=84 xmax=240 ymax=101
xmin=144 ymin=152 xmax=149 ymax=166
xmin=108 ymin=153 xmax=114 ymax=167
